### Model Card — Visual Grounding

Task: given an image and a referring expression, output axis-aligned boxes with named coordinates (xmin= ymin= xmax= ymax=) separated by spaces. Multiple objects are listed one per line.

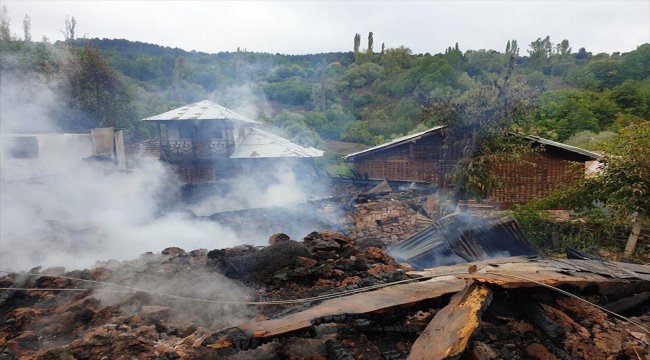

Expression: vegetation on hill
xmin=1 ymin=9 xmax=648 ymax=147
xmin=1 ymin=9 xmax=648 ymax=255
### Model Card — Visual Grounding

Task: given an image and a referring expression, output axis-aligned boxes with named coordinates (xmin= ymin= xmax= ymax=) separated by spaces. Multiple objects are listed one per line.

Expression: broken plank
xmin=407 ymin=283 xmax=492 ymax=360
xmin=206 ymin=275 xmax=467 ymax=351
xmin=457 ymin=259 xmax=650 ymax=296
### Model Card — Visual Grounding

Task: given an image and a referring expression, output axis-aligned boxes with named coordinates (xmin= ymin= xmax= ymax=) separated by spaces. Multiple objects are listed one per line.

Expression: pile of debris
xmin=1 ymin=230 xmax=649 ymax=360
xmin=207 ymin=231 xmax=410 ymax=303
xmin=344 ymin=181 xmax=437 ymax=247
xmin=0 ymin=231 xmax=410 ymax=359
xmin=203 ymin=256 xmax=650 ymax=359
xmin=388 ymin=214 xmax=538 ymax=268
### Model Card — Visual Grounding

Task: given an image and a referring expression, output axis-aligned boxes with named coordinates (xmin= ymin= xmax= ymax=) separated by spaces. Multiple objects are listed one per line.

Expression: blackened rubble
xmin=1 ymin=228 xmax=649 ymax=360
xmin=208 ymin=231 xmax=411 ymax=303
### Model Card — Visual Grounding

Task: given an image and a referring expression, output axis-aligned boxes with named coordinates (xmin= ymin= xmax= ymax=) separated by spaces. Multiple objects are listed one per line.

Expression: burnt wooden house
xmin=343 ymin=126 xmax=601 ymax=208
xmin=143 ymin=100 xmax=323 ymax=183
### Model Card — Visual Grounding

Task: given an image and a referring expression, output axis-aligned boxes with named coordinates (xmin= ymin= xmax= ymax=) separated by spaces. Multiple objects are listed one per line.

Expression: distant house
xmin=343 ymin=126 xmax=601 ymax=208
xmin=141 ymin=100 xmax=324 ymax=183
xmin=1 ymin=128 xmax=124 ymax=181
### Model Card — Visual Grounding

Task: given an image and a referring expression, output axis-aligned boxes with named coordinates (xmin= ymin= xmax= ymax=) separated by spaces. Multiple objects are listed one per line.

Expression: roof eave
xmin=344 ymin=126 xmax=446 ymax=161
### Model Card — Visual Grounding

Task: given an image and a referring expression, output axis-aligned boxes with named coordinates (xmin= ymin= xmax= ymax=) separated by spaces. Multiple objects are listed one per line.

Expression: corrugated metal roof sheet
xmin=388 ymin=214 xmax=537 ymax=268
xmin=142 ymin=100 xmax=260 ymax=124
xmin=344 ymin=126 xmax=446 ymax=161
xmin=366 ymin=179 xmax=392 ymax=194
xmin=230 ymin=128 xmax=324 ymax=158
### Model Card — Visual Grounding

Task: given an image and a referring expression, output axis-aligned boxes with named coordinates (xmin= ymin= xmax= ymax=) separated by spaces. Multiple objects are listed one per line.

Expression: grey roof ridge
xmin=343 ymin=126 xmax=446 ymax=161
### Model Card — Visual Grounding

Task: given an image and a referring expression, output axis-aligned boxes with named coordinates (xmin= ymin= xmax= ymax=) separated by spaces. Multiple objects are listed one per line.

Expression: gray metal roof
xmin=142 ymin=100 xmax=260 ymax=124
xmin=343 ymin=126 xmax=446 ymax=161
xmin=344 ymin=125 xmax=601 ymax=161
xmin=230 ymin=128 xmax=324 ymax=159
xmin=522 ymin=135 xmax=602 ymax=160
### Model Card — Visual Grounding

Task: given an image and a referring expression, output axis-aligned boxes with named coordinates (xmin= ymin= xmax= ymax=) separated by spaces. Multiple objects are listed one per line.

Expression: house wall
xmin=489 ymin=153 xmax=585 ymax=208
xmin=351 ymin=133 xmax=588 ymax=208
xmin=352 ymin=133 xmax=459 ymax=186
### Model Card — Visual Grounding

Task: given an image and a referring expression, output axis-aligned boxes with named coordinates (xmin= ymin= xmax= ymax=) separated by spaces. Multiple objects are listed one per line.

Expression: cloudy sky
xmin=3 ymin=1 xmax=649 ymax=55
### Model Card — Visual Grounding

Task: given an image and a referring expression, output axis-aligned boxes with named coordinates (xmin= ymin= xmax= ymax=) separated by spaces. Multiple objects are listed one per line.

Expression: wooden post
xmin=624 ymin=212 xmax=646 ymax=258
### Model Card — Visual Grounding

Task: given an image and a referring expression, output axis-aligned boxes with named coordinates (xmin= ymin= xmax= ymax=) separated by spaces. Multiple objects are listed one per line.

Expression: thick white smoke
xmin=0 ymin=73 xmax=324 ymax=272
xmin=187 ymin=165 xmax=308 ymax=215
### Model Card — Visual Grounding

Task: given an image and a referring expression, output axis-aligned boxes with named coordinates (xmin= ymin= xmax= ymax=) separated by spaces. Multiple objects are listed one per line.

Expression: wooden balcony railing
xmin=160 ymin=139 xmax=236 ymax=160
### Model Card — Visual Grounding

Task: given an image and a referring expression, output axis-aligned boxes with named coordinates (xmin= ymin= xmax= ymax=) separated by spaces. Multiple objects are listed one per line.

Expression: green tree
xmin=608 ymin=80 xmax=649 ymax=119
xmin=341 ymin=120 xmax=375 ymax=144
xmin=588 ymin=59 xmax=623 ymax=88
xmin=367 ymin=32 xmax=374 ymax=54
xmin=382 ymin=46 xmax=412 ymax=70
xmin=434 ymin=41 xmax=537 ymax=199
xmin=0 ymin=6 xmax=11 ymax=42
xmin=344 ymin=62 xmax=383 ymax=88
xmin=353 ymin=33 xmax=360 ymax=53
xmin=22 ymin=14 xmax=31 ymax=42
xmin=555 ymin=39 xmax=571 ymax=56
xmin=564 ymin=130 xmax=617 ymax=151
xmin=528 ymin=36 xmax=553 ymax=71
xmin=551 ymin=122 xmax=649 ymax=256
xmin=62 ymin=45 xmax=137 ymax=132
xmin=621 ymin=43 xmax=650 ymax=80
xmin=63 ymin=15 xmax=76 ymax=41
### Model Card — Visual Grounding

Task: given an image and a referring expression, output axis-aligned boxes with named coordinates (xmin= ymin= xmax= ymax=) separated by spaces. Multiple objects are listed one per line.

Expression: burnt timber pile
xmin=1 ymin=226 xmax=650 ymax=360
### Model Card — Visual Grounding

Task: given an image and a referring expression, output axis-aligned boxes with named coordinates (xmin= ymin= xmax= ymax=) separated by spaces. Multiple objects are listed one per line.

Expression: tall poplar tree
xmin=353 ymin=33 xmax=360 ymax=53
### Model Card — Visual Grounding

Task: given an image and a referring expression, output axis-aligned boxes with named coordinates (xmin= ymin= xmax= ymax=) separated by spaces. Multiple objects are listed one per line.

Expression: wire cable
xmin=0 ymin=270 xmax=460 ymax=306
xmin=486 ymin=270 xmax=650 ymax=335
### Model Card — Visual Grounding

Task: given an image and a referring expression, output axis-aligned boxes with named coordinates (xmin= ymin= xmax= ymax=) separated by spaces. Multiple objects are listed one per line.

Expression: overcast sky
xmin=3 ymin=1 xmax=649 ymax=55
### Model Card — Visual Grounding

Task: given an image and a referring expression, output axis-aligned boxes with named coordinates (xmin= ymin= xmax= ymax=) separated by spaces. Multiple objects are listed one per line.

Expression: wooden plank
xmin=407 ymin=283 xmax=492 ymax=360
xmin=91 ymin=127 xmax=114 ymax=156
xmin=207 ymin=257 xmax=650 ymax=353
xmin=456 ymin=259 xmax=650 ymax=296
xmin=114 ymin=130 xmax=126 ymax=170
xmin=206 ymin=275 xmax=466 ymax=350
xmin=241 ymin=276 xmax=465 ymax=337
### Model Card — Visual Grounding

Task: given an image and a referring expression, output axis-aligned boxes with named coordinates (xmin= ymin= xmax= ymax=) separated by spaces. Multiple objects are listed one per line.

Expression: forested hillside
xmin=1 ymin=11 xmax=649 ymax=153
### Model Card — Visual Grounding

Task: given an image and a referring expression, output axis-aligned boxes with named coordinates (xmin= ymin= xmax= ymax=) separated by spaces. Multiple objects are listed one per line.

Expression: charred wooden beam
xmin=204 ymin=275 xmax=466 ymax=352
xmin=407 ymin=283 xmax=492 ymax=360
xmin=604 ymin=292 xmax=650 ymax=314
xmin=205 ymin=257 xmax=650 ymax=355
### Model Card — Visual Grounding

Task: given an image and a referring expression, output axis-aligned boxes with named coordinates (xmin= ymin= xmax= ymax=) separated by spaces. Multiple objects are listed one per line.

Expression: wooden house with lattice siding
xmin=142 ymin=100 xmax=323 ymax=183
xmin=344 ymin=126 xmax=601 ymax=208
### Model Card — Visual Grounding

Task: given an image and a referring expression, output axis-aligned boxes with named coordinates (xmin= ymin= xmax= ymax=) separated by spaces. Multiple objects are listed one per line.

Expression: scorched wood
xmin=407 ymin=282 xmax=492 ymax=360
xmin=204 ymin=275 xmax=467 ymax=351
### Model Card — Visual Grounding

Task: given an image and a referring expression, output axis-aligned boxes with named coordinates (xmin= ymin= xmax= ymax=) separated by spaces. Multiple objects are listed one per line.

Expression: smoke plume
xmin=0 ymin=72 xmax=329 ymax=272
